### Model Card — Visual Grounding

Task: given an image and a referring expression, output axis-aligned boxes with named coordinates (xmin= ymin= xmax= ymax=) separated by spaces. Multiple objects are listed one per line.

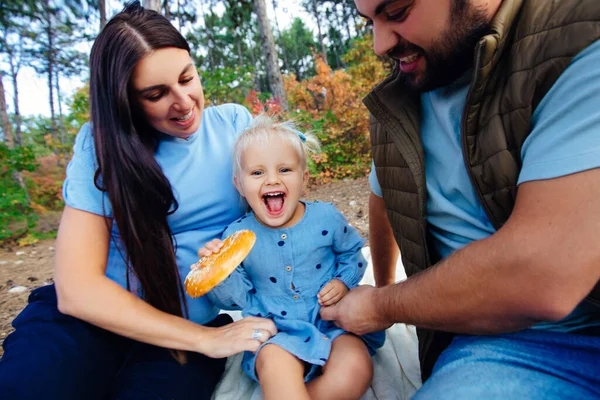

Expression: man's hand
xmin=319 ymin=285 xmax=393 ymax=335
xmin=317 ymin=278 xmax=349 ymax=306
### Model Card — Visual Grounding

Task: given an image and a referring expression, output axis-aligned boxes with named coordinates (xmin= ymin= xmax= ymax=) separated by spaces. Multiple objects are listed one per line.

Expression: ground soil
xmin=0 ymin=177 xmax=371 ymax=354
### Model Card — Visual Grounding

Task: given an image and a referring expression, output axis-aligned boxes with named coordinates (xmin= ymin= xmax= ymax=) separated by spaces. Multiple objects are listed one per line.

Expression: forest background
xmin=0 ymin=0 xmax=393 ymax=245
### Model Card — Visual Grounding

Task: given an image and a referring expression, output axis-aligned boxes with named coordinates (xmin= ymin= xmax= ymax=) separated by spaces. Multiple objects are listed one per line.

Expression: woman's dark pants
xmin=0 ymin=284 xmax=231 ymax=400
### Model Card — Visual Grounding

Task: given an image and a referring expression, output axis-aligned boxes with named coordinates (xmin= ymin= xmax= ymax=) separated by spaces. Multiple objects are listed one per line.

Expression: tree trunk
xmin=0 ymin=73 xmax=14 ymax=148
xmin=177 ymin=0 xmax=183 ymax=29
xmin=342 ymin=3 xmax=353 ymax=44
xmin=45 ymin=3 xmax=58 ymax=145
xmin=144 ymin=0 xmax=161 ymax=12
xmin=271 ymin=0 xmax=289 ymax=71
xmin=312 ymin=0 xmax=327 ymax=63
xmin=0 ymin=73 xmax=29 ymax=199
xmin=8 ymin=48 xmax=22 ymax=145
xmin=254 ymin=0 xmax=289 ymax=111
xmin=54 ymin=71 xmax=67 ymax=166
xmin=54 ymin=72 xmax=66 ymax=145
xmin=164 ymin=0 xmax=171 ymax=20
xmin=248 ymin=41 xmax=261 ymax=92
xmin=99 ymin=0 xmax=106 ymax=31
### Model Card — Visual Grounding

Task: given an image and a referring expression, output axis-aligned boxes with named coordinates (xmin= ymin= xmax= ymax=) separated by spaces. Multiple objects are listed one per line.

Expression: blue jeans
xmin=0 ymin=284 xmax=231 ymax=400
xmin=414 ymin=328 xmax=600 ymax=399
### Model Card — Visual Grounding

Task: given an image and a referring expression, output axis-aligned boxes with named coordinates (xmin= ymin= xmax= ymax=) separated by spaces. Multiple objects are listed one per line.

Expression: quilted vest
xmin=364 ymin=0 xmax=600 ymax=380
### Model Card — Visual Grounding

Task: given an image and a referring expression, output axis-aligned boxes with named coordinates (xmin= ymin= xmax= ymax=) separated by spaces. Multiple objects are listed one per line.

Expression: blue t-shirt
xmin=370 ymin=39 xmax=600 ymax=332
xmin=63 ymin=104 xmax=253 ymax=324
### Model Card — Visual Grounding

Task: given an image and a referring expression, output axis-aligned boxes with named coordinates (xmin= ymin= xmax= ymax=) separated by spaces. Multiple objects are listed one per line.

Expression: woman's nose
xmin=172 ymin=87 xmax=193 ymax=110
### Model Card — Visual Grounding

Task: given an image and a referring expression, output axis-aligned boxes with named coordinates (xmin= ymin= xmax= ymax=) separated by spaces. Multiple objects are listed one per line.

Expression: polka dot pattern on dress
xmin=322 ymin=230 xmax=328 ymax=236
xmin=278 ymin=241 xmax=285 ymax=247
xmin=269 ymin=277 xmax=277 ymax=283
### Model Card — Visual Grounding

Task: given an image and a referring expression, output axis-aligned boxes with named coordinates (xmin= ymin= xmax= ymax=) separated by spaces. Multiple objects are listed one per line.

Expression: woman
xmin=0 ymin=2 xmax=276 ymax=399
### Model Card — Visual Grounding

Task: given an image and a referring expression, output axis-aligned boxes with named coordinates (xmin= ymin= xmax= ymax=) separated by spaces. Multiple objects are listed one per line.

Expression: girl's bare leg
xmin=256 ymin=344 xmax=310 ymax=400
xmin=306 ymin=334 xmax=374 ymax=400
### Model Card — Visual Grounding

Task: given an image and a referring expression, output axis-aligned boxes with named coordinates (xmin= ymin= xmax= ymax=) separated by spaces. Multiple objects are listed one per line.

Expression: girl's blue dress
xmin=208 ymin=201 xmax=385 ymax=382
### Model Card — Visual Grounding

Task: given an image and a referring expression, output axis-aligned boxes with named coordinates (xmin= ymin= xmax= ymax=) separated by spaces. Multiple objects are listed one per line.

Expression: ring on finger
xmin=251 ymin=329 xmax=262 ymax=341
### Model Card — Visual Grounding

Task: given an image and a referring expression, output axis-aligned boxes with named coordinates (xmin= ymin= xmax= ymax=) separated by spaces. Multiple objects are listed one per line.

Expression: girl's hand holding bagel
xmin=188 ymin=230 xmax=278 ymax=357
xmin=185 ymin=230 xmax=256 ymax=298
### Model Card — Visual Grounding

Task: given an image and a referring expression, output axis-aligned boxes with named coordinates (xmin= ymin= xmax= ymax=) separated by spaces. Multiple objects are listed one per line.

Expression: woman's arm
xmin=54 ymin=206 xmax=276 ymax=357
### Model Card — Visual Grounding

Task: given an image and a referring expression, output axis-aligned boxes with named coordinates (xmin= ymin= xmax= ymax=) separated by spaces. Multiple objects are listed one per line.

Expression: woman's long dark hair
xmin=89 ymin=1 xmax=190 ymax=320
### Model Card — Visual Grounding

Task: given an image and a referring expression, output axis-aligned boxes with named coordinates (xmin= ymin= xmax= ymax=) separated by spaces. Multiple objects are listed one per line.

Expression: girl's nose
xmin=265 ymin=172 xmax=280 ymax=185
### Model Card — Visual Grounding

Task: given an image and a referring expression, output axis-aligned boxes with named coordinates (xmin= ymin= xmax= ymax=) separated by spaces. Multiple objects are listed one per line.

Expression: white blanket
xmin=212 ymin=247 xmax=422 ymax=400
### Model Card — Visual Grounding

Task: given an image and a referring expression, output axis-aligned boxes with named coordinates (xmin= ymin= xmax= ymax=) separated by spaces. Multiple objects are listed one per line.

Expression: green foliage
xmin=201 ymin=66 xmax=256 ymax=106
xmin=0 ymin=143 xmax=38 ymax=241
xmin=282 ymin=35 xmax=390 ymax=183
xmin=278 ymin=18 xmax=317 ymax=80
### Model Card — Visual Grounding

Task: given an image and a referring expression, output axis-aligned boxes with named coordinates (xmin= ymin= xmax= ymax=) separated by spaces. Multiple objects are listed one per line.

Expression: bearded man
xmin=320 ymin=0 xmax=600 ymax=397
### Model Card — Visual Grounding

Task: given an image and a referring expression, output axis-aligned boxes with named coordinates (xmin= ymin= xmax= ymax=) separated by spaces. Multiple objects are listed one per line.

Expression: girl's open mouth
xmin=263 ymin=191 xmax=286 ymax=215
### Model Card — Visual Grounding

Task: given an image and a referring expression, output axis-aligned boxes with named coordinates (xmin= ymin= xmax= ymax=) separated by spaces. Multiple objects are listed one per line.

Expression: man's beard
xmin=396 ymin=1 xmax=491 ymax=92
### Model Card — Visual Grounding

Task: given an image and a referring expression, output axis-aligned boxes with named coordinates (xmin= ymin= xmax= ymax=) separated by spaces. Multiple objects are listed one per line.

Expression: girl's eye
xmin=280 ymin=168 xmax=291 ymax=173
xmin=251 ymin=171 xmax=263 ymax=176
xmin=180 ymin=76 xmax=194 ymax=85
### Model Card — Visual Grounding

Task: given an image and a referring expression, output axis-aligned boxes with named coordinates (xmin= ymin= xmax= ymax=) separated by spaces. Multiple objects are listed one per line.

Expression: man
xmin=320 ymin=0 xmax=600 ymax=398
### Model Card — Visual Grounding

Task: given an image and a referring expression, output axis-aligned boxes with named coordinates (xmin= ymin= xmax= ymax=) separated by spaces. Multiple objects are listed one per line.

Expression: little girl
xmin=200 ymin=115 xmax=384 ymax=400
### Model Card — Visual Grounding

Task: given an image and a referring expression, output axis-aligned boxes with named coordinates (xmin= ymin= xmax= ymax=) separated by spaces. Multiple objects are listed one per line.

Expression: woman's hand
xmin=200 ymin=316 xmax=278 ymax=358
xmin=317 ymin=278 xmax=349 ymax=306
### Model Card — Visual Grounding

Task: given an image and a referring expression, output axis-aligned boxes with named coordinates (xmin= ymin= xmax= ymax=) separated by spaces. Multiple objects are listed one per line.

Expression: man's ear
xmin=234 ymin=176 xmax=244 ymax=196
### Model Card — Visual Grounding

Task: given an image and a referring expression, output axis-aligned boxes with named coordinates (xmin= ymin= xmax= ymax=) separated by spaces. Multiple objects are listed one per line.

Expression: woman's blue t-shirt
xmin=62 ymin=104 xmax=252 ymax=324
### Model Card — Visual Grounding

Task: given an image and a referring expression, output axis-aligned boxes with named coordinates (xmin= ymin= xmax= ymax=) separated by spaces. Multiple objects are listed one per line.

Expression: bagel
xmin=185 ymin=230 xmax=256 ymax=298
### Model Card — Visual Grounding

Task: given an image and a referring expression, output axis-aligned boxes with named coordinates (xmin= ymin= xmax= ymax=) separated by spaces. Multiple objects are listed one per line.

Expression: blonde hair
xmin=233 ymin=114 xmax=321 ymax=178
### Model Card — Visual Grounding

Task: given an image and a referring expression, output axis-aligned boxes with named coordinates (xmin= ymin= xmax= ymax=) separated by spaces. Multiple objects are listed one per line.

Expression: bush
xmin=0 ymin=144 xmax=39 ymax=242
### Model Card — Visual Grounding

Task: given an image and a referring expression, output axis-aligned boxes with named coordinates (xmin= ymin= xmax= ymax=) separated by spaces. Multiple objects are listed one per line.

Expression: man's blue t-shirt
xmin=63 ymin=104 xmax=252 ymax=324
xmin=369 ymin=40 xmax=600 ymax=332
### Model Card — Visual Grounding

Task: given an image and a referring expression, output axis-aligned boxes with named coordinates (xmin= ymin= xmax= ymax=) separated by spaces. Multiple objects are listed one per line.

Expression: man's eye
xmin=385 ymin=4 xmax=410 ymax=22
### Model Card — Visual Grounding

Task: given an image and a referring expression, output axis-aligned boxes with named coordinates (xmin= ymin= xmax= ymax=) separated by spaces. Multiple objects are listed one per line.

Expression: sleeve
xmin=205 ymin=225 xmax=255 ymax=310
xmin=518 ymin=39 xmax=600 ymax=185
xmin=216 ymin=103 xmax=253 ymax=138
xmin=369 ymin=160 xmax=383 ymax=197
xmin=329 ymin=204 xmax=367 ymax=289
xmin=62 ymin=123 xmax=113 ymax=217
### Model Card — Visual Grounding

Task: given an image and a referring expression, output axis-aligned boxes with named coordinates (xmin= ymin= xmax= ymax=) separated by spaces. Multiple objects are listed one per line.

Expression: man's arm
xmin=323 ymin=168 xmax=600 ymax=334
xmin=369 ymin=192 xmax=400 ymax=287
